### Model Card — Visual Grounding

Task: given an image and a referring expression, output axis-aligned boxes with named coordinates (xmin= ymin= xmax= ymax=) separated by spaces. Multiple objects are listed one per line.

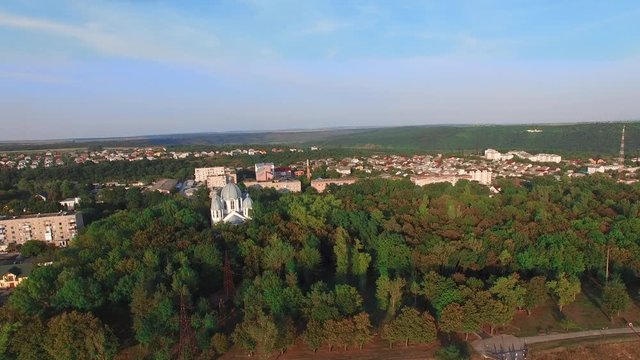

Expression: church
xmin=211 ymin=182 xmax=253 ymax=225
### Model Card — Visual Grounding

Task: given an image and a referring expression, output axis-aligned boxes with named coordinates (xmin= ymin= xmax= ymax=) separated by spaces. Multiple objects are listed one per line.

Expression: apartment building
xmin=255 ymin=163 xmax=275 ymax=182
xmin=311 ymin=178 xmax=358 ymax=192
xmin=410 ymin=174 xmax=470 ymax=186
xmin=206 ymin=173 xmax=237 ymax=188
xmin=0 ymin=211 xmax=84 ymax=247
xmin=194 ymin=167 xmax=226 ymax=182
xmin=243 ymin=179 xmax=302 ymax=192
xmin=469 ymin=169 xmax=493 ymax=185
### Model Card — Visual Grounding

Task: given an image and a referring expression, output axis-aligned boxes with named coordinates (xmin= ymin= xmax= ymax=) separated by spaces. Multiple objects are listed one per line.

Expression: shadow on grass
xmin=581 ymin=277 xmax=609 ymax=320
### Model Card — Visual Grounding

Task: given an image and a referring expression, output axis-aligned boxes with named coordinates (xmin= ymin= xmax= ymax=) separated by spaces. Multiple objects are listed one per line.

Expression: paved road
xmin=471 ymin=326 xmax=639 ymax=359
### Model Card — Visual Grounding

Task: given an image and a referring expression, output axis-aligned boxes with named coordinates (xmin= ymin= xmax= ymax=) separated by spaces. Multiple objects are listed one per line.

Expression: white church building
xmin=211 ymin=183 xmax=253 ymax=225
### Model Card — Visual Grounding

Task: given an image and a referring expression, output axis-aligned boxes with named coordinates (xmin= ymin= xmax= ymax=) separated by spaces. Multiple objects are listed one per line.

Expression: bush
xmin=211 ymin=333 xmax=230 ymax=354
xmin=19 ymin=240 xmax=48 ymax=258
xmin=436 ymin=344 xmax=469 ymax=360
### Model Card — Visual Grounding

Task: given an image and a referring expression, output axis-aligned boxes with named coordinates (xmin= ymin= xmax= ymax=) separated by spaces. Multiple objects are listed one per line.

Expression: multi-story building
xmin=206 ymin=172 xmax=237 ymax=188
xmin=255 ymin=163 xmax=275 ymax=182
xmin=274 ymin=166 xmax=293 ymax=179
xmin=244 ymin=179 xmax=302 ymax=192
xmin=485 ymin=149 xmax=514 ymax=161
xmin=311 ymin=178 xmax=358 ymax=192
xmin=529 ymin=153 xmax=562 ymax=163
xmin=410 ymin=174 xmax=470 ymax=186
xmin=195 ymin=167 xmax=226 ymax=182
xmin=469 ymin=169 xmax=493 ymax=185
xmin=0 ymin=211 xmax=84 ymax=247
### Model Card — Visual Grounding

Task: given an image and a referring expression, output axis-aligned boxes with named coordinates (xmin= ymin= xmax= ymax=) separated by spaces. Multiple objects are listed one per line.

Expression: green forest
xmin=1 ymin=121 xmax=637 ymax=156
xmin=321 ymin=122 xmax=638 ymax=155
xmin=1 ymin=174 xmax=640 ymax=359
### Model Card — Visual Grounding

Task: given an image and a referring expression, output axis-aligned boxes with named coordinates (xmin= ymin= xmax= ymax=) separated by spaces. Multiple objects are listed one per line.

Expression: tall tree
xmin=439 ymin=303 xmax=465 ymax=338
xmin=382 ymin=307 xmax=437 ymax=348
xmin=352 ymin=312 xmax=373 ymax=350
xmin=547 ymin=273 xmax=581 ymax=312
xmin=490 ymin=274 xmax=526 ymax=311
xmin=351 ymin=239 xmax=372 ymax=289
xmin=45 ymin=311 xmax=118 ymax=360
xmin=334 ymin=285 xmax=363 ymax=316
xmin=275 ymin=317 xmax=296 ymax=355
xmin=303 ymin=320 xmax=325 ymax=352
xmin=421 ymin=271 xmax=462 ymax=317
xmin=323 ymin=318 xmax=355 ymax=351
xmin=334 ymin=227 xmax=350 ymax=281
xmin=602 ymin=279 xmax=631 ymax=320
xmin=461 ymin=300 xmax=481 ymax=340
xmin=303 ymin=282 xmax=339 ymax=322
xmin=231 ymin=311 xmax=278 ymax=357
xmin=376 ymin=276 xmax=406 ymax=316
xmin=523 ymin=276 xmax=548 ymax=316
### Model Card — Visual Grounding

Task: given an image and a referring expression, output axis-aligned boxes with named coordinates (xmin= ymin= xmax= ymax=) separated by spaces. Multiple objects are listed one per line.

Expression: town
xmin=2 ymin=1 xmax=639 ymax=358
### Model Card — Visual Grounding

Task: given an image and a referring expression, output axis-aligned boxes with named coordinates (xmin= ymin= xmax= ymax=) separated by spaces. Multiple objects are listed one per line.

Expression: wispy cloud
xmin=0 ymin=11 xmax=220 ymax=65
xmin=0 ymin=12 xmax=119 ymax=53
xmin=0 ymin=70 xmax=72 ymax=84
xmin=304 ymin=19 xmax=349 ymax=34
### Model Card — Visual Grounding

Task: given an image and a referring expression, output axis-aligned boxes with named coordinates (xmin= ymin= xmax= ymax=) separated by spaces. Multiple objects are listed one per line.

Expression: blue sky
xmin=1 ymin=0 xmax=639 ymax=140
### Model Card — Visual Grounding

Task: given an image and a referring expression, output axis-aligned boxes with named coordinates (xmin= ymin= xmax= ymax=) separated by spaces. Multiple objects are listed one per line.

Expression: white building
xmin=410 ymin=174 xmax=469 ymax=186
xmin=529 ymin=153 xmax=562 ymax=163
xmin=485 ymin=149 xmax=513 ymax=161
xmin=59 ymin=197 xmax=81 ymax=210
xmin=507 ymin=151 xmax=561 ymax=163
xmin=587 ymin=166 xmax=605 ymax=174
xmin=469 ymin=169 xmax=493 ymax=185
xmin=335 ymin=166 xmax=352 ymax=176
xmin=210 ymin=183 xmax=252 ymax=225
xmin=195 ymin=167 xmax=225 ymax=183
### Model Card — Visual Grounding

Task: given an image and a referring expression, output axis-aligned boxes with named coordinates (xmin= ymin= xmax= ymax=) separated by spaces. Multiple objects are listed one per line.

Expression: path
xmin=471 ymin=326 xmax=639 ymax=359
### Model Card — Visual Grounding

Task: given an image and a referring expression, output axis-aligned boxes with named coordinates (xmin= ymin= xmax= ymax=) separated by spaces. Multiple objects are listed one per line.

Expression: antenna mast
xmin=620 ymin=125 xmax=626 ymax=163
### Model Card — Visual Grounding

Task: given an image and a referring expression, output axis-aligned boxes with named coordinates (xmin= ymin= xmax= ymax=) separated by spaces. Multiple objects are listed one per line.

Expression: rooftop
xmin=0 ymin=211 xmax=79 ymax=221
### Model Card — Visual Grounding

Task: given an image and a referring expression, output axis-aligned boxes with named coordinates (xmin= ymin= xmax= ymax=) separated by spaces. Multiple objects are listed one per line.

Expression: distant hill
xmin=0 ymin=129 xmax=365 ymax=151
xmin=0 ymin=122 xmax=637 ymax=155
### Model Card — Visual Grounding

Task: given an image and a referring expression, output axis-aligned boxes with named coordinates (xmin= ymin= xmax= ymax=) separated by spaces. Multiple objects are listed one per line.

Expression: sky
xmin=1 ymin=0 xmax=640 ymax=141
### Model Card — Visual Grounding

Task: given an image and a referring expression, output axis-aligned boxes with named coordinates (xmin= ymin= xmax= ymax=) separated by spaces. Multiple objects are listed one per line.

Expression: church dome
xmin=211 ymin=193 xmax=224 ymax=211
xmin=220 ymin=183 xmax=242 ymax=201
xmin=242 ymin=194 xmax=253 ymax=209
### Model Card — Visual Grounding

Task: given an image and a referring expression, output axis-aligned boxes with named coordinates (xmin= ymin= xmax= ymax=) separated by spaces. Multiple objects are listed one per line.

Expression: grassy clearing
xmin=529 ymin=333 xmax=639 ymax=352
xmin=509 ymin=279 xmax=640 ymax=337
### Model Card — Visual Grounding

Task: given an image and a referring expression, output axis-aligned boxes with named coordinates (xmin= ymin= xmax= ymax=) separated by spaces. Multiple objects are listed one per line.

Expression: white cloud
xmin=0 ymin=10 xmax=220 ymax=65
xmin=0 ymin=70 xmax=72 ymax=84
xmin=304 ymin=19 xmax=349 ymax=34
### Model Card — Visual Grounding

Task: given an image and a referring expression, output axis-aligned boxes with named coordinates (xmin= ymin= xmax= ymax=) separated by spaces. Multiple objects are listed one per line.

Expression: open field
xmin=530 ymin=336 xmax=640 ymax=360
xmin=219 ymin=336 xmax=444 ymax=360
